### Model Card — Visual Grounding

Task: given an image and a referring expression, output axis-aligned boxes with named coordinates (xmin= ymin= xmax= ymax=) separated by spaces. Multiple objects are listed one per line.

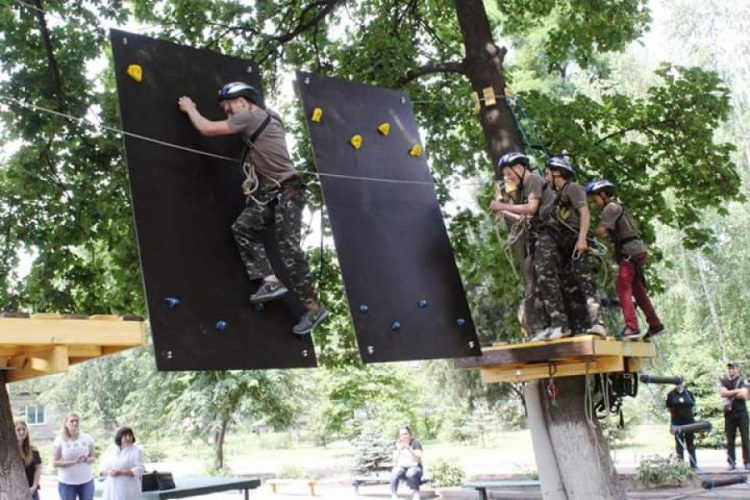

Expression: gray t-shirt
xmin=227 ymin=108 xmax=296 ymax=192
xmin=514 ymin=172 xmax=555 ymax=223
xmin=555 ymin=181 xmax=587 ymax=230
xmin=600 ymin=202 xmax=647 ymax=256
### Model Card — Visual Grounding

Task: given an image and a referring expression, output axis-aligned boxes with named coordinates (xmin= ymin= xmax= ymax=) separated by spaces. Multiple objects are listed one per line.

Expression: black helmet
xmin=586 ymin=179 xmax=616 ymax=195
xmin=545 ymin=156 xmax=576 ymax=177
xmin=497 ymin=152 xmax=530 ymax=170
xmin=217 ymin=82 xmax=261 ymax=106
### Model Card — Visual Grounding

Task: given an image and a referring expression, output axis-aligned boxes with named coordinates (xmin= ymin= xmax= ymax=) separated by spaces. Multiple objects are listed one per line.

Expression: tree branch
xmin=399 ymin=60 xmax=467 ymax=85
xmin=595 ymin=119 xmax=677 ymax=145
xmin=32 ymin=0 xmax=66 ymax=111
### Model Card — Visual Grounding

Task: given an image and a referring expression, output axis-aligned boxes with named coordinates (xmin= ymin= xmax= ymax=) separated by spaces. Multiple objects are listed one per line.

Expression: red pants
xmin=616 ymin=253 xmax=661 ymax=330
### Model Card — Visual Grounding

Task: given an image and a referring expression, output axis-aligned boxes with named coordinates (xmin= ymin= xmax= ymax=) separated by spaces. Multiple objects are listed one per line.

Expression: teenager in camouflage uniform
xmin=178 ymin=82 xmax=327 ymax=335
xmin=490 ymin=152 xmax=569 ymax=340
xmin=544 ymin=156 xmax=606 ymax=336
xmin=587 ymin=179 xmax=665 ymax=340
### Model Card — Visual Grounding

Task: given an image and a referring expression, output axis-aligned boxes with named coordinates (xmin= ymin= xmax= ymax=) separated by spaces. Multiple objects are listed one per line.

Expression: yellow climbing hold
xmin=409 ymin=144 xmax=422 ymax=157
xmin=377 ymin=122 xmax=390 ymax=136
xmin=350 ymin=135 xmax=363 ymax=149
xmin=311 ymin=107 xmax=323 ymax=123
xmin=127 ymin=64 xmax=143 ymax=83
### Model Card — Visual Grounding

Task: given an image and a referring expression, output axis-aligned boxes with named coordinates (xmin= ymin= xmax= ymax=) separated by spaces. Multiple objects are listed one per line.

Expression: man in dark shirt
xmin=719 ymin=362 xmax=750 ymax=470
xmin=666 ymin=383 xmax=697 ymax=468
xmin=178 ymin=82 xmax=327 ymax=335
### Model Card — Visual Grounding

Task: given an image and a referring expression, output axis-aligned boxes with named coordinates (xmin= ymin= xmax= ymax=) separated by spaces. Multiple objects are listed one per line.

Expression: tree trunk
xmin=453 ymin=0 xmax=524 ymax=174
xmin=694 ymin=254 xmax=729 ymax=362
xmin=214 ymin=418 xmax=229 ymax=470
xmin=452 ymin=2 xmax=627 ymax=497
xmin=541 ymin=377 xmax=626 ymax=499
xmin=524 ymin=381 xmax=567 ymax=499
xmin=1 ymin=371 xmax=32 ymax=500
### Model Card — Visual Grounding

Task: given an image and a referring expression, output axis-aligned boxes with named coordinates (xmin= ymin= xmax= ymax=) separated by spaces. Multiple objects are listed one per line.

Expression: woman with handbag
xmin=100 ymin=426 xmax=145 ymax=500
xmin=53 ymin=413 xmax=96 ymax=500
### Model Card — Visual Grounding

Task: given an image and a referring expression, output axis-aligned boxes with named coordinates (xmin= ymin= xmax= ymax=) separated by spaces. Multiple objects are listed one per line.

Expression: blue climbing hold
xmin=216 ymin=320 xmax=227 ymax=331
xmin=359 ymin=304 xmax=369 ymax=314
xmin=254 ymin=303 xmax=264 ymax=312
xmin=391 ymin=321 xmax=401 ymax=331
xmin=166 ymin=297 xmax=181 ymax=309
xmin=418 ymin=299 xmax=428 ymax=308
xmin=456 ymin=318 xmax=466 ymax=327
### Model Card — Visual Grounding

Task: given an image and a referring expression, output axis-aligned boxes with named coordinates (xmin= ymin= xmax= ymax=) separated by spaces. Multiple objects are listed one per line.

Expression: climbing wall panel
xmin=297 ymin=72 xmax=480 ymax=362
xmin=111 ymin=30 xmax=316 ymax=370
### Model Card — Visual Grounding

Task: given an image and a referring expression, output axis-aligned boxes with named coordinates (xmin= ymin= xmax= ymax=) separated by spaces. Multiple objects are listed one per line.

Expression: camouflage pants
xmin=231 ymin=184 xmax=318 ymax=305
xmin=558 ymin=233 xmax=600 ymax=331
xmin=522 ymin=253 xmax=548 ymax=333
xmin=533 ymin=230 xmax=568 ymax=329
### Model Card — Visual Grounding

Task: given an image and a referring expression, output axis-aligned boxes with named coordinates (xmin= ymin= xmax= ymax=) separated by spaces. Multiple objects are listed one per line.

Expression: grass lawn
xmin=134 ymin=424 xmax=677 ymax=478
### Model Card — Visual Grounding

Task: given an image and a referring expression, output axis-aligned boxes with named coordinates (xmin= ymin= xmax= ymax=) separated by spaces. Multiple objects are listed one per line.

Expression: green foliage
xmin=352 ymin=421 xmax=392 ymax=474
xmin=493 ymin=0 xmax=651 ymax=67
xmin=438 ymin=405 xmax=473 ymax=443
xmin=428 ymin=457 xmax=466 ymax=487
xmin=142 ymin=446 xmax=167 ymax=463
xmin=634 ymin=454 xmax=696 ymax=489
xmin=276 ymin=464 xmax=310 ymax=479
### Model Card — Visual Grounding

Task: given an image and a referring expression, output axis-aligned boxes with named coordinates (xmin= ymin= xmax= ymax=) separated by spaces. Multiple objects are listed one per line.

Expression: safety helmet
xmin=545 ymin=156 xmax=576 ymax=177
xmin=217 ymin=82 xmax=261 ymax=106
xmin=497 ymin=152 xmax=530 ymax=170
xmin=586 ymin=179 xmax=616 ymax=195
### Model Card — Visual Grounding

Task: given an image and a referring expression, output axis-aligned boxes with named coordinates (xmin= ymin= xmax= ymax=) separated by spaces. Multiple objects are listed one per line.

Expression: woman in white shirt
xmin=100 ymin=426 xmax=146 ymax=500
xmin=53 ymin=413 xmax=96 ymax=500
xmin=390 ymin=425 xmax=423 ymax=500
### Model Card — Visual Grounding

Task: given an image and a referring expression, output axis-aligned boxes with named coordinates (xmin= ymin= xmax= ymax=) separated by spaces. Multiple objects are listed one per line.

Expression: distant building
xmin=11 ymin=392 xmax=58 ymax=440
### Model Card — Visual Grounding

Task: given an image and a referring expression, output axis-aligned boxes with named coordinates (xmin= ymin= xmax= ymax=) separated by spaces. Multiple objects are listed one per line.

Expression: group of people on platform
xmin=15 ymin=413 xmax=145 ymax=500
xmin=666 ymin=362 xmax=750 ymax=471
xmin=489 ymin=152 xmax=665 ymax=341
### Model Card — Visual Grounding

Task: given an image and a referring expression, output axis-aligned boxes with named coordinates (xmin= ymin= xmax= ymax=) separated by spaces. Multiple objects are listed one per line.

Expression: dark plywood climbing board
xmin=111 ymin=30 xmax=315 ymax=370
xmin=296 ymin=72 xmax=481 ymax=363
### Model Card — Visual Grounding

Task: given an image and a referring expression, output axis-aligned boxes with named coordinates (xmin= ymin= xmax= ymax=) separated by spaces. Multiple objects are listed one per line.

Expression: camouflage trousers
xmin=558 ymin=233 xmax=601 ymax=331
xmin=231 ymin=182 xmax=318 ymax=305
xmin=532 ymin=230 xmax=569 ymax=329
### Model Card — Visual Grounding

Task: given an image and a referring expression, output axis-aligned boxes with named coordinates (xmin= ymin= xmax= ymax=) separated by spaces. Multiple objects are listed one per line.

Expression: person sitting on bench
xmin=390 ymin=425 xmax=423 ymax=500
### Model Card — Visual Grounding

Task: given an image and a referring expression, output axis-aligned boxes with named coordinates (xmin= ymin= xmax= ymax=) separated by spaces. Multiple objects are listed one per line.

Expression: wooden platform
xmin=0 ymin=313 xmax=147 ymax=382
xmin=455 ymin=335 xmax=656 ymax=383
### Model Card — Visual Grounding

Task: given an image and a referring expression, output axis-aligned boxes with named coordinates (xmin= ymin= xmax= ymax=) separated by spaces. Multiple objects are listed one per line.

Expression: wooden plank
xmin=456 ymin=336 xmax=656 ymax=369
xmin=7 ymin=346 xmax=69 ymax=382
xmin=0 ymin=318 xmax=147 ymax=346
xmin=593 ymin=338 xmax=656 ymax=358
xmin=67 ymin=346 xmax=103 ymax=358
xmin=479 ymin=356 xmax=625 ymax=384
xmin=30 ymin=313 xmax=63 ymax=320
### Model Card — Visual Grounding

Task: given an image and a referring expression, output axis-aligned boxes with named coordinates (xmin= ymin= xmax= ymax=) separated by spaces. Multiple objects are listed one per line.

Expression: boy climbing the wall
xmin=490 ymin=152 xmax=569 ymax=341
xmin=544 ymin=156 xmax=606 ymax=336
xmin=586 ymin=179 xmax=664 ymax=340
xmin=178 ymin=82 xmax=327 ymax=335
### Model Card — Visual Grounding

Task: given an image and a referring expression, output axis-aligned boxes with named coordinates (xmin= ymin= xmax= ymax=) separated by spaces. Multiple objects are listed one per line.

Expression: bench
xmin=266 ymin=478 xmax=317 ymax=496
xmin=351 ymin=471 xmax=431 ymax=495
xmin=462 ymin=480 xmax=541 ymax=500
xmin=140 ymin=476 xmax=260 ymax=500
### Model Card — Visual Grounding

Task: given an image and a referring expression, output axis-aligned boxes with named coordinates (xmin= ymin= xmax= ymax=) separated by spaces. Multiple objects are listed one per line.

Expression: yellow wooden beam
xmin=7 ymin=346 xmax=69 ymax=382
xmin=592 ymin=337 xmax=656 ymax=358
xmin=479 ymin=356 xmax=627 ymax=384
xmin=0 ymin=317 xmax=147 ymax=346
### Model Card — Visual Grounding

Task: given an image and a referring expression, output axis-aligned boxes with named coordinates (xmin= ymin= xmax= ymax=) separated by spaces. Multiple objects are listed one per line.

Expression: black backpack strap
xmin=248 ymin=113 xmax=273 ymax=144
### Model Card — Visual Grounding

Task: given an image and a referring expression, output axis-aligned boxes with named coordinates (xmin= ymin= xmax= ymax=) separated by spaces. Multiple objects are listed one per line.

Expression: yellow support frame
xmin=0 ymin=314 xmax=147 ymax=382
xmin=457 ymin=335 xmax=656 ymax=384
